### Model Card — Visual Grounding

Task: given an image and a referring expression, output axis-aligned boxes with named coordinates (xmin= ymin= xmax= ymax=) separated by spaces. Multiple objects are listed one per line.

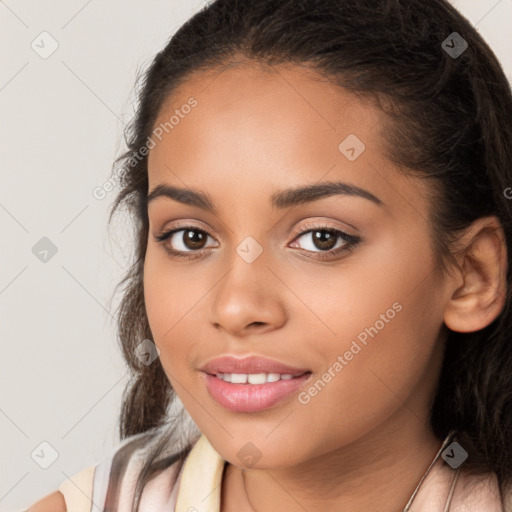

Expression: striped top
xmin=55 ymin=431 xmax=509 ymax=512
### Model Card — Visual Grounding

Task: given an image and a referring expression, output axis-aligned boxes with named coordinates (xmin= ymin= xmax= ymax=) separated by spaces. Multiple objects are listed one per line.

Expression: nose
xmin=210 ymin=247 xmax=287 ymax=338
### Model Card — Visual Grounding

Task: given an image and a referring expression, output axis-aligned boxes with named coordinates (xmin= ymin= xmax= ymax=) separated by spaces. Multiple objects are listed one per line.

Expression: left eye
xmin=291 ymin=228 xmax=357 ymax=253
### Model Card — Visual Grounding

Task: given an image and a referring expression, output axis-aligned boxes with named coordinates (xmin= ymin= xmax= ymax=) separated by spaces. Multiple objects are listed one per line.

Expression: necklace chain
xmin=240 ymin=430 xmax=457 ymax=512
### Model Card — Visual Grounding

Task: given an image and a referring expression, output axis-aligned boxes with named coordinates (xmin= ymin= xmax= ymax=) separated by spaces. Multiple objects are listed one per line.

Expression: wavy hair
xmin=106 ymin=0 xmax=512 ymax=509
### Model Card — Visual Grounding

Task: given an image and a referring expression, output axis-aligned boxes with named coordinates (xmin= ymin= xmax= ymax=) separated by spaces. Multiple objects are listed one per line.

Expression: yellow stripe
xmin=175 ymin=434 xmax=226 ymax=512
xmin=58 ymin=466 xmax=95 ymax=512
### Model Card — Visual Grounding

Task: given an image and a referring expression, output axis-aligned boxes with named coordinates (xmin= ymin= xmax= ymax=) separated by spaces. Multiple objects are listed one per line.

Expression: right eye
xmin=154 ymin=226 xmax=218 ymax=259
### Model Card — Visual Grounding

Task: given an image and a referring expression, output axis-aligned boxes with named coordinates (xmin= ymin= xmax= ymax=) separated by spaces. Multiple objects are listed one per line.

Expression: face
xmin=144 ymin=61 xmax=451 ymax=469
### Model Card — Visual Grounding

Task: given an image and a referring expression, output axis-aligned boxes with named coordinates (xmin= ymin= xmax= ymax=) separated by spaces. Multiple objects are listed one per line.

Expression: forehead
xmin=150 ymin=60 xmax=383 ymax=154
xmin=146 ymin=61 xmax=432 ymax=219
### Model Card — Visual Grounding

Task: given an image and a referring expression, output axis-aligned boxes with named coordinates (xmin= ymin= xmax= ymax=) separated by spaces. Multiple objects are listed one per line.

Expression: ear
xmin=443 ymin=215 xmax=508 ymax=333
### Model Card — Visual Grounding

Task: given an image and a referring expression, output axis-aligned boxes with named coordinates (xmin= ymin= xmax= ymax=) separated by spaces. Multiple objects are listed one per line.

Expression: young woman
xmin=27 ymin=0 xmax=512 ymax=510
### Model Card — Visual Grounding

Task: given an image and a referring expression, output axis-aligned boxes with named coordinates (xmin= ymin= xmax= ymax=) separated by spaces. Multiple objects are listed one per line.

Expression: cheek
xmin=300 ymin=298 xmax=443 ymax=458
xmin=141 ymin=230 xmax=445 ymax=463
xmin=143 ymin=250 xmax=196 ymax=376
xmin=298 ymin=243 xmax=444 ymax=439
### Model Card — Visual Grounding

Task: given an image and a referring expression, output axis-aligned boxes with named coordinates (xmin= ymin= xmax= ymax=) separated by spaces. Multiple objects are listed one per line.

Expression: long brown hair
xmin=107 ymin=0 xmax=512 ymax=509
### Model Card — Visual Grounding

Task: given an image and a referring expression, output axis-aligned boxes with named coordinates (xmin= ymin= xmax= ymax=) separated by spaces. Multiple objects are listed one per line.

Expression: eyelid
xmin=288 ymin=219 xmax=358 ymax=240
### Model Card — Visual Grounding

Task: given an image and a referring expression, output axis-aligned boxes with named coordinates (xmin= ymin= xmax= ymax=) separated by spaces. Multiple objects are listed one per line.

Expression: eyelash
xmin=153 ymin=222 xmax=361 ymax=261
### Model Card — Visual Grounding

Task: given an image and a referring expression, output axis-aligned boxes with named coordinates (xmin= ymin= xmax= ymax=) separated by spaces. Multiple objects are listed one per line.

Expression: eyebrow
xmin=146 ymin=181 xmax=384 ymax=213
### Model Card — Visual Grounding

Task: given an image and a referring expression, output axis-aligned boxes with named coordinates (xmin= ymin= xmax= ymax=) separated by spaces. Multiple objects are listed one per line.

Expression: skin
xmin=145 ymin=64 xmax=447 ymax=512
xmin=143 ymin=60 xmax=507 ymax=512
xmin=26 ymin=490 xmax=66 ymax=511
xmin=28 ymin=61 xmax=507 ymax=512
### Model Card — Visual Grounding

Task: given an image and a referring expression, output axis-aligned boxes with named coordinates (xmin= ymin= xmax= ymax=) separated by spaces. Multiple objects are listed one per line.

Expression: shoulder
xmin=60 ymin=429 xmax=194 ymax=512
xmin=25 ymin=490 xmax=67 ymax=512
xmin=23 ymin=431 xmax=153 ymax=512
xmin=410 ymin=454 xmax=507 ymax=512
xmin=25 ymin=428 xmax=198 ymax=512
xmin=451 ymin=468 xmax=505 ymax=511
xmin=24 ymin=464 xmax=95 ymax=512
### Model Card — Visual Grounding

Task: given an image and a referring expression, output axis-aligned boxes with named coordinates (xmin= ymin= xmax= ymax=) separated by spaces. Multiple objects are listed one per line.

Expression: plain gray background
xmin=1 ymin=1 xmax=511 ymax=510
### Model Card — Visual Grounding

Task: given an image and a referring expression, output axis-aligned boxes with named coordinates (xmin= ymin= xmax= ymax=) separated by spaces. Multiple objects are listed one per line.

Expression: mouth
xmin=205 ymin=370 xmax=310 ymax=384
xmin=202 ymin=370 xmax=313 ymax=413
xmin=199 ymin=354 xmax=311 ymax=376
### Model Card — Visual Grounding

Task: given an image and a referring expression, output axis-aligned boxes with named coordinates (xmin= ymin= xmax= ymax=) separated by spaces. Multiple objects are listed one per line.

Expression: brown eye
xmin=309 ymin=229 xmax=338 ymax=251
xmin=290 ymin=224 xmax=361 ymax=260
xmin=293 ymin=228 xmax=352 ymax=253
xmin=181 ymin=229 xmax=208 ymax=250
xmin=154 ymin=227 xmax=216 ymax=257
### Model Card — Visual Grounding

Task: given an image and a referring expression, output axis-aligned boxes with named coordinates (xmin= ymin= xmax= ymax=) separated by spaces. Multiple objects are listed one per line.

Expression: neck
xmin=237 ymin=415 xmax=443 ymax=512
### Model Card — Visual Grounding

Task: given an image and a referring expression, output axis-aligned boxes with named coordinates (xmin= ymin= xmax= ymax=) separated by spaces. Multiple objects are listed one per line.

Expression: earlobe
xmin=443 ymin=216 xmax=508 ymax=333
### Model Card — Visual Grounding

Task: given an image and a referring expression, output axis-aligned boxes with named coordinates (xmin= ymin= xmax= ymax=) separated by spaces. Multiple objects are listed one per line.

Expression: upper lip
xmin=200 ymin=355 xmax=311 ymax=375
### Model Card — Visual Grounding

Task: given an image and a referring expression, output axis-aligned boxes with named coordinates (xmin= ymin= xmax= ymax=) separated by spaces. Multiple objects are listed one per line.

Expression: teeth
xmin=248 ymin=373 xmax=266 ymax=384
xmin=231 ymin=373 xmax=247 ymax=384
xmin=216 ymin=372 xmax=302 ymax=384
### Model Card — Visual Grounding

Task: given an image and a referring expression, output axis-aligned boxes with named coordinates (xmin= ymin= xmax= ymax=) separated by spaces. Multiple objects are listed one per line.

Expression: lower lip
xmin=203 ymin=372 xmax=312 ymax=412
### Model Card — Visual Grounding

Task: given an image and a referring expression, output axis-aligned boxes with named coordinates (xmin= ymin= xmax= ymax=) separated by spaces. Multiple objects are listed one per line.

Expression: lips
xmin=199 ymin=355 xmax=310 ymax=376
